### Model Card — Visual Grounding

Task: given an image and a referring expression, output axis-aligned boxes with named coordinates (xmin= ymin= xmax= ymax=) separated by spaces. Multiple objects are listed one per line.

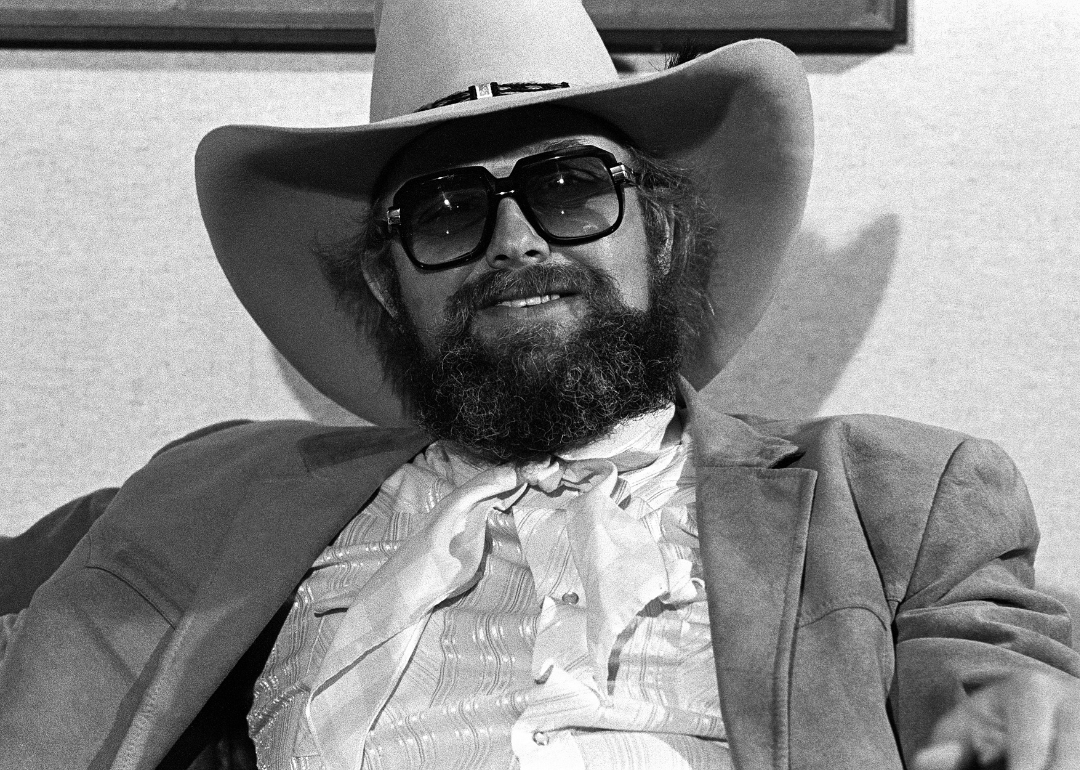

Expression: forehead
xmin=378 ymin=105 xmax=633 ymax=196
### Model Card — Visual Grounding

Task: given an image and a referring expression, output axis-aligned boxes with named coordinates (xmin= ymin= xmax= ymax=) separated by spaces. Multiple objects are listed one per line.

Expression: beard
xmin=382 ymin=261 xmax=683 ymax=463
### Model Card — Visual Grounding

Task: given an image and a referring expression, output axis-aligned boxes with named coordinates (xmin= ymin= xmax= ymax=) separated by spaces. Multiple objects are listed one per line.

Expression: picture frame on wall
xmin=0 ymin=0 xmax=906 ymax=52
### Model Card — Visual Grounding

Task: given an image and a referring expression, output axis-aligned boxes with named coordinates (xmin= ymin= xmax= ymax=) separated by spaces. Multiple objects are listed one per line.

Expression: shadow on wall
xmin=709 ymin=213 xmax=901 ymax=418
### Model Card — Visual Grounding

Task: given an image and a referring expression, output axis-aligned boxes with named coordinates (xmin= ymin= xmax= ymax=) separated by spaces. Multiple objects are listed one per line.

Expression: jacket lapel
xmin=111 ymin=425 xmax=430 ymax=770
xmin=687 ymin=387 xmax=816 ymax=770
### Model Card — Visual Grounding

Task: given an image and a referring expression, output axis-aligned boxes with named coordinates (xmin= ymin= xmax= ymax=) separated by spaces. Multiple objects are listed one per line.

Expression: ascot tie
xmin=305 ymin=446 xmax=695 ymax=770
xmin=513 ymin=457 xmax=699 ymax=691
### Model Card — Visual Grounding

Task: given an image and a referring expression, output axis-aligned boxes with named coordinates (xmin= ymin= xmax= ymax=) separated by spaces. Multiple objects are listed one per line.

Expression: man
xmin=2 ymin=0 xmax=1079 ymax=768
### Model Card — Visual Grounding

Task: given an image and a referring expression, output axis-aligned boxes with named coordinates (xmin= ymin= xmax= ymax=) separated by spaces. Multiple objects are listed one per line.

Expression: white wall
xmin=2 ymin=2 xmax=1078 ymax=608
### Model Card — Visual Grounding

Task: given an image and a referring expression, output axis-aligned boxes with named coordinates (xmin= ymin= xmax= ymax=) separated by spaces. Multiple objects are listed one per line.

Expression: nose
xmin=483 ymin=196 xmax=551 ymax=268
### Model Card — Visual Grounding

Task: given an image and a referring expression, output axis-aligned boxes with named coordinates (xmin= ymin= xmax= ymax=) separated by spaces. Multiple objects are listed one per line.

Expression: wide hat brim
xmin=195 ymin=39 xmax=813 ymax=426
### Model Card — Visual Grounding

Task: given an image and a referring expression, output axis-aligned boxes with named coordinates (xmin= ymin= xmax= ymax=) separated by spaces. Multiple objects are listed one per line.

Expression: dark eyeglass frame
xmin=382 ymin=144 xmax=637 ymax=271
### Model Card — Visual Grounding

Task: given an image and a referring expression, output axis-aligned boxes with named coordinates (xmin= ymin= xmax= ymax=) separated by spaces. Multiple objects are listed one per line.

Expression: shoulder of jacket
xmin=736 ymin=414 xmax=1027 ymax=603
xmin=733 ymin=413 xmax=1017 ymax=524
xmin=93 ymin=420 xmax=340 ymax=536
xmin=741 ymin=413 xmax=1026 ymax=545
xmin=145 ymin=417 xmax=430 ymax=472
xmin=98 ymin=418 xmax=423 ymax=531
xmin=84 ymin=419 xmax=430 ymax=607
xmin=736 ymin=412 xmax=974 ymax=474
xmin=150 ymin=418 xmax=337 ymax=461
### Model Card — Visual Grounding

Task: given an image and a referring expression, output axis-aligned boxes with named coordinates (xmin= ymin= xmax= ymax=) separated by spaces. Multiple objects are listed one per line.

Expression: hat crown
xmin=370 ymin=0 xmax=618 ymax=122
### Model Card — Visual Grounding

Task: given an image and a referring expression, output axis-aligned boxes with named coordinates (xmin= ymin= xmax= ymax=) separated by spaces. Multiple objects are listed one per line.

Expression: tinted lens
xmin=401 ymin=174 xmax=490 ymax=265
xmin=523 ymin=155 xmax=620 ymax=239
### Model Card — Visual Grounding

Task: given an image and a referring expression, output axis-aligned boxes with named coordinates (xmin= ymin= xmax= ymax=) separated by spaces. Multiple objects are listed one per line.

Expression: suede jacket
xmin=2 ymin=388 xmax=1078 ymax=770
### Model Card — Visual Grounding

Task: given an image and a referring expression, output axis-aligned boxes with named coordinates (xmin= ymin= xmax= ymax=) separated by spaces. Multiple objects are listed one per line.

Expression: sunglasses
xmin=382 ymin=145 xmax=637 ymax=271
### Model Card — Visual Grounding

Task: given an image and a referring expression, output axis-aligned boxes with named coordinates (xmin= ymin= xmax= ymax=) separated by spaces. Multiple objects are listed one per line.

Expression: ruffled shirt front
xmin=250 ymin=407 xmax=729 ymax=770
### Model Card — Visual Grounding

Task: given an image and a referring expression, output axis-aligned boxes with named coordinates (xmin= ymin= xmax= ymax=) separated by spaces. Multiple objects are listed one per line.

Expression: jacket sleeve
xmin=890 ymin=437 xmax=1080 ymax=758
xmin=0 ymin=420 xmax=259 ymax=770
xmin=0 ymin=487 xmax=119 ymax=616
xmin=0 ymin=420 xmax=253 ymax=619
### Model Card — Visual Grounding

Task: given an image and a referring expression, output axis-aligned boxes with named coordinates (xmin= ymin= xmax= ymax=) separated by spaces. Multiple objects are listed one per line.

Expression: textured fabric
xmin=251 ymin=408 xmax=728 ymax=770
xmin=2 ymin=399 xmax=1079 ymax=770
xmin=0 ymin=486 xmax=120 ymax=616
xmin=0 ymin=611 xmax=23 ymax=661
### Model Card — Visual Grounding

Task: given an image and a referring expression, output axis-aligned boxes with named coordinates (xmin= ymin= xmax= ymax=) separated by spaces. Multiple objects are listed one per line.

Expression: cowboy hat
xmin=194 ymin=0 xmax=813 ymax=426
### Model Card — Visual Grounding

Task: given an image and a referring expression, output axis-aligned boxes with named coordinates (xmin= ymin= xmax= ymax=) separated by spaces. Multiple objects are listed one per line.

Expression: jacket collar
xmin=681 ymin=378 xmax=802 ymax=468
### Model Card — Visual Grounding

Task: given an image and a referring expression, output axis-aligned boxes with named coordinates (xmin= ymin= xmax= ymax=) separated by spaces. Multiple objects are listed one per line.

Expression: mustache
xmin=442 ymin=262 xmax=619 ymax=330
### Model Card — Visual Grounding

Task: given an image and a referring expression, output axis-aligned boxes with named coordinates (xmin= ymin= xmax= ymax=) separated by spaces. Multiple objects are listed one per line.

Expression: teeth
xmin=496 ymin=293 xmax=563 ymax=308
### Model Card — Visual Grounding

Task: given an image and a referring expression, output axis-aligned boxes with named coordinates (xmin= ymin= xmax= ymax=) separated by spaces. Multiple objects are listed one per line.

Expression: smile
xmin=495 ymin=293 xmax=563 ymax=308
xmin=473 ymin=292 xmax=586 ymax=326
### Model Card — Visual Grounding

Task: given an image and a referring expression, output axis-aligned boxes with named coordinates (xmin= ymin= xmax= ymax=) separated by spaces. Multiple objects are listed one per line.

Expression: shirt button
xmin=560 ymin=591 xmax=579 ymax=605
xmin=533 ymin=730 xmax=550 ymax=746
